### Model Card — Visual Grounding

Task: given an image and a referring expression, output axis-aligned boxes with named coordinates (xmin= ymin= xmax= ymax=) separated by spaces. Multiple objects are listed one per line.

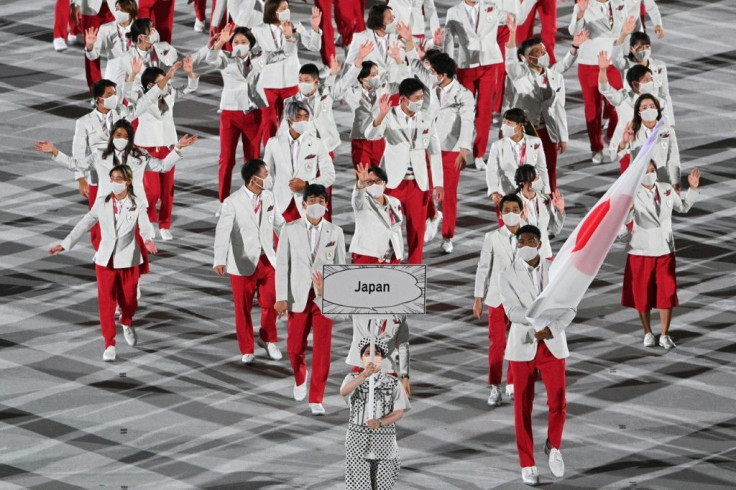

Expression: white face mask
xmin=641 ymin=172 xmax=657 ymax=187
xmin=533 ymin=53 xmax=550 ymax=68
xmin=299 ymin=82 xmax=316 ymax=96
xmin=367 ymin=77 xmax=381 ymax=90
xmin=113 ymin=138 xmax=128 ymax=151
xmin=147 ymin=30 xmax=160 ymax=44
xmin=232 ymin=44 xmax=250 ymax=58
xmin=291 ymin=120 xmax=313 ymax=136
xmin=385 ymin=20 xmax=397 ymax=34
xmin=366 ymin=184 xmax=385 ymax=198
xmin=110 ymin=182 xmax=127 ymax=194
xmin=305 ymin=203 xmax=326 ymax=220
xmin=634 ymin=48 xmax=651 ymax=62
xmin=114 ymin=10 xmax=130 ymax=24
xmin=501 ymin=123 xmax=517 ymax=139
xmin=637 ymin=81 xmax=656 ymax=95
xmin=502 ymin=211 xmax=521 ymax=227
xmin=640 ymin=107 xmax=658 ymax=122
xmin=407 ymin=100 xmax=422 ymax=113
xmin=532 ymin=179 xmax=545 ymax=192
xmin=101 ymin=94 xmax=118 ymax=110
xmin=517 ymin=245 xmax=539 ymax=263
xmin=277 ymin=9 xmax=291 ymax=22
xmin=252 ymin=175 xmax=272 ymax=189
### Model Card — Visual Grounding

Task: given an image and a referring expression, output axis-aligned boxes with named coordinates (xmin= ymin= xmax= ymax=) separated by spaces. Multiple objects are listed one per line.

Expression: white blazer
xmin=389 ymin=0 xmax=440 ymax=37
xmin=60 ymin=194 xmax=154 ymax=268
xmin=444 ymin=0 xmax=503 ymax=69
xmin=474 ymin=225 xmax=517 ymax=308
xmin=568 ymin=0 xmax=628 ymax=65
xmin=364 ymin=106 xmax=443 ymax=191
xmin=212 ymin=0 xmax=264 ymax=29
xmin=500 ymin=258 xmax=576 ymax=361
xmin=283 ymin=87 xmax=341 ymax=152
xmin=610 ymin=50 xmax=675 ymax=126
xmin=73 ymin=0 xmax=116 ymax=16
xmin=251 ymin=23 xmax=321 ymax=89
xmin=486 ymin=135 xmax=549 ymax=196
xmin=345 ymin=30 xmax=407 ymax=77
xmin=626 ymin=0 xmax=663 ymax=31
xmin=85 ymin=21 xmax=133 ymax=89
xmin=263 ymin=130 xmax=335 ymax=216
xmin=134 ymin=78 xmax=198 ymax=148
xmin=213 ymin=187 xmax=284 ymax=276
xmin=206 ymin=47 xmax=268 ymax=111
xmin=349 ymin=187 xmax=404 ymax=260
xmin=519 ymin=193 xmax=565 ymax=259
xmin=624 ymin=183 xmax=698 ymax=257
xmin=616 ymin=122 xmax=680 ymax=186
xmin=275 ymin=219 xmax=347 ymax=312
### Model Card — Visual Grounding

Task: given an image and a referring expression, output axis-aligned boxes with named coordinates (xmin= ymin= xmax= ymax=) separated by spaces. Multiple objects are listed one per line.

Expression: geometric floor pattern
xmin=2 ymin=0 xmax=736 ymax=488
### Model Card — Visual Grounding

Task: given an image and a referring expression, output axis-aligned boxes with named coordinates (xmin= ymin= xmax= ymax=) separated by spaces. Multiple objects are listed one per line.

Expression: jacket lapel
xmin=235 ymin=188 xmax=260 ymax=229
xmin=313 ymin=223 xmax=331 ymax=265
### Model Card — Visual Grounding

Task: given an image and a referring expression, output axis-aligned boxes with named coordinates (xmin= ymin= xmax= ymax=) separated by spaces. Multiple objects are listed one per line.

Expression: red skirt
xmin=622 ymin=252 xmax=678 ymax=311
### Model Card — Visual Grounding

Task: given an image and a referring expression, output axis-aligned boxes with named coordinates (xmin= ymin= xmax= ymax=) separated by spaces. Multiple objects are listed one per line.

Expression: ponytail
xmin=503 ymin=108 xmax=538 ymax=138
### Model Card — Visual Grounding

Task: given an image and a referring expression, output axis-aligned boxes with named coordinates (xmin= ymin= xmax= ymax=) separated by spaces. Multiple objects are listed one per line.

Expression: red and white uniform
xmin=72 ymin=0 xmax=116 ymax=87
xmin=349 ymin=186 xmax=404 ymax=264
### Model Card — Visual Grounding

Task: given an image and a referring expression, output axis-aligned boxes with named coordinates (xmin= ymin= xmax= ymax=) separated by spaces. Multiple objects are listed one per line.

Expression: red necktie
xmin=379 ymin=320 xmax=388 ymax=335
xmin=519 ymin=141 xmax=527 ymax=165
xmin=113 ymin=198 xmax=119 ymax=215
xmin=608 ymin=2 xmax=614 ymax=28
xmin=253 ymin=197 xmax=261 ymax=215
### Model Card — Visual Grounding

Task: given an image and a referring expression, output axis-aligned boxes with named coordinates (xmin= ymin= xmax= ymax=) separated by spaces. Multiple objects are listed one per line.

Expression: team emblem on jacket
xmin=267 ymin=204 xmax=274 ymax=212
xmin=305 ymin=154 xmax=316 ymax=159
xmin=325 ymin=241 xmax=336 ymax=248
xmin=533 ymin=143 xmax=540 ymax=150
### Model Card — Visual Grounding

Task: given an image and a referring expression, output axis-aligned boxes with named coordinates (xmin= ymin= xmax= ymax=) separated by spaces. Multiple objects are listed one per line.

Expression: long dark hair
xmin=105 ymin=164 xmax=137 ymax=205
xmin=503 ymin=108 xmax=538 ymax=137
xmin=101 ymin=119 xmax=144 ymax=163
xmin=631 ymin=94 xmax=662 ymax=134
xmin=127 ymin=18 xmax=153 ymax=44
xmin=514 ymin=164 xmax=537 ymax=193
xmin=263 ymin=0 xmax=287 ymax=24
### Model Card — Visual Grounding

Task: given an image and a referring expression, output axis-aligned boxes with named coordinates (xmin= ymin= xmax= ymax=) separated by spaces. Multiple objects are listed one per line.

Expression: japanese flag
xmin=526 ymin=119 xmax=665 ymax=329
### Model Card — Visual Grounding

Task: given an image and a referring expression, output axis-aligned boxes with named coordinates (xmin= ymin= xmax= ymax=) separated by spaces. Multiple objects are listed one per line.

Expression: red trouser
xmin=96 ymin=262 xmax=140 ymax=348
xmin=494 ymin=26 xmax=510 ymax=113
xmin=488 ymin=305 xmax=513 ymax=386
xmin=510 ymin=342 xmax=566 ymax=468
xmin=315 ymin=0 xmax=366 ymax=65
xmin=351 ymin=138 xmax=386 ymax=170
xmin=219 ymin=109 xmax=262 ymax=202
xmin=386 ymin=179 xmax=429 ymax=265
xmin=352 ymin=253 xmax=400 ymax=265
xmin=138 ymin=0 xmax=175 ymax=43
xmin=230 ymin=255 xmax=278 ymax=355
xmin=262 ymin=86 xmax=299 ymax=147
xmin=81 ymin=4 xmax=114 ymax=88
xmin=141 ymin=146 xmax=175 ymax=229
xmin=537 ymin=127 xmax=559 ymax=192
xmin=54 ymin=0 xmax=81 ymax=39
xmin=578 ymin=64 xmax=623 ymax=152
xmin=440 ymin=151 xmax=460 ymax=239
xmin=87 ymin=184 xmax=101 ymax=250
xmin=193 ymin=0 xmax=207 ymax=21
xmin=282 ymin=198 xmax=302 ymax=223
xmin=516 ymin=0 xmax=558 ymax=65
xmin=458 ymin=63 xmax=501 ymax=159
xmin=287 ymin=290 xmax=334 ymax=403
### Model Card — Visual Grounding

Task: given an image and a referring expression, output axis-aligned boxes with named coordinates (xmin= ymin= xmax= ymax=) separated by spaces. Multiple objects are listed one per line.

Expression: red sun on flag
xmin=573 ymin=199 xmax=611 ymax=253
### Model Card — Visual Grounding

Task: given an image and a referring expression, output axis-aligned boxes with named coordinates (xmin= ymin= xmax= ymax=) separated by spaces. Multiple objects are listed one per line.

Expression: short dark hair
xmin=626 ymin=64 xmax=652 ymax=88
xmin=500 ymin=194 xmax=524 ymax=211
xmin=366 ymin=4 xmax=392 ymax=30
xmin=424 ymin=48 xmax=442 ymax=61
xmin=429 ymin=53 xmax=457 ymax=79
xmin=232 ymin=26 xmax=256 ymax=47
xmin=263 ymin=0 xmax=287 ymax=24
xmin=629 ymin=32 xmax=651 ymax=50
xmin=519 ymin=35 xmax=543 ymax=57
xmin=358 ymin=61 xmax=377 ymax=83
xmin=241 ymin=158 xmax=266 ymax=184
xmin=299 ymin=63 xmax=320 ymax=79
xmin=367 ymin=166 xmax=388 ymax=183
xmin=92 ymin=79 xmax=117 ymax=99
xmin=141 ymin=67 xmax=165 ymax=92
xmin=516 ymin=224 xmax=542 ymax=242
xmin=303 ymin=183 xmax=328 ymax=202
xmin=128 ymin=18 xmax=153 ymax=43
xmin=398 ymin=77 xmax=425 ymax=98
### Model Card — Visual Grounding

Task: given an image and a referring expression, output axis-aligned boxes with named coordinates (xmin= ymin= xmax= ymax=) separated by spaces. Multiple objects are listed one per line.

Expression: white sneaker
xmin=53 ymin=38 xmax=68 ymax=51
xmin=545 ymin=441 xmax=565 ymax=478
xmin=487 ymin=384 xmax=502 ymax=407
xmin=102 ymin=346 xmax=116 ymax=362
xmin=441 ymin=239 xmax=453 ymax=254
xmin=215 ymin=202 xmax=223 ymax=217
xmin=122 ymin=324 xmax=137 ymax=347
xmin=521 ymin=466 xmax=539 ymax=486
xmin=659 ymin=335 xmax=676 ymax=350
xmin=592 ymin=152 xmax=603 ymax=164
xmin=241 ymin=353 xmax=255 ymax=364
xmin=194 ymin=18 xmax=206 ymax=32
xmin=506 ymin=384 xmax=514 ymax=399
xmin=257 ymin=339 xmax=283 ymax=360
xmin=66 ymin=33 xmax=78 ymax=44
xmin=424 ymin=211 xmax=442 ymax=243
xmin=160 ymin=228 xmax=173 ymax=241
xmin=293 ymin=370 xmax=308 ymax=401
xmin=474 ymin=157 xmax=487 ymax=171
xmin=643 ymin=332 xmax=655 ymax=347
xmin=309 ymin=403 xmax=325 ymax=416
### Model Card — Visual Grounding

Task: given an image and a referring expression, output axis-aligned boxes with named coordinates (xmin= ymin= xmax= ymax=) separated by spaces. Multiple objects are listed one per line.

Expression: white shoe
xmin=441 ymin=239 xmax=453 ymax=254
xmin=194 ymin=18 xmax=206 ymax=32
xmin=643 ymin=332 xmax=655 ymax=347
xmin=545 ymin=441 xmax=565 ymax=478
xmin=506 ymin=384 xmax=514 ymax=399
xmin=521 ymin=466 xmax=539 ymax=486
xmin=309 ymin=403 xmax=326 ymax=416
xmin=257 ymin=339 xmax=283 ymax=360
xmin=160 ymin=228 xmax=173 ymax=241
xmin=53 ymin=38 xmax=68 ymax=51
xmin=487 ymin=384 xmax=502 ymax=407
xmin=424 ymin=211 xmax=442 ymax=243
xmin=241 ymin=353 xmax=255 ymax=364
xmin=474 ymin=157 xmax=487 ymax=171
xmin=215 ymin=202 xmax=223 ymax=217
xmin=659 ymin=335 xmax=676 ymax=350
xmin=293 ymin=370 xmax=308 ymax=401
xmin=591 ymin=152 xmax=603 ymax=164
xmin=102 ymin=346 xmax=116 ymax=362
xmin=122 ymin=324 xmax=137 ymax=347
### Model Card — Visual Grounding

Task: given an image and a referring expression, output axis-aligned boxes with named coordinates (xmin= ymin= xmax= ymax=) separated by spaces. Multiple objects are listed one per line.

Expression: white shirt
xmin=463 ymin=1 xmax=480 ymax=32
xmin=269 ymin=24 xmax=284 ymax=49
xmin=372 ymin=30 xmax=389 ymax=62
xmin=288 ymin=132 xmax=301 ymax=171
xmin=524 ymin=258 xmax=544 ymax=294
xmin=437 ymin=79 xmax=455 ymax=107
xmin=244 ymin=186 xmax=262 ymax=215
xmin=304 ymin=217 xmax=323 ymax=256
xmin=510 ymin=136 xmax=526 ymax=165
xmin=95 ymin=109 xmax=113 ymax=136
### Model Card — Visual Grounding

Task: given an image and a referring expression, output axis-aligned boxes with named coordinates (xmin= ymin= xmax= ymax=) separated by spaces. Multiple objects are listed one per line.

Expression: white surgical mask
xmin=113 ymin=138 xmax=128 ymax=151
xmin=291 ymin=120 xmax=313 ymax=135
xmin=517 ymin=245 xmax=539 ymax=263
xmin=367 ymin=77 xmax=381 ymax=90
xmin=385 ymin=20 xmax=397 ymax=34
xmin=533 ymin=53 xmax=550 ymax=68
xmin=640 ymin=107 xmax=658 ymax=122
xmin=501 ymin=123 xmax=517 ymax=139
xmin=101 ymin=94 xmax=118 ymax=110
xmin=366 ymin=184 xmax=385 ymax=198
xmin=114 ymin=11 xmax=130 ymax=24
xmin=110 ymin=182 xmax=127 ymax=195
xmin=407 ymin=100 xmax=422 ymax=113
xmin=306 ymin=203 xmax=326 ymax=219
xmin=147 ymin=30 xmax=160 ymax=44
xmin=634 ymin=48 xmax=651 ymax=62
xmin=232 ymin=44 xmax=250 ymax=58
xmin=299 ymin=82 xmax=316 ymax=96
xmin=641 ymin=172 xmax=657 ymax=187
xmin=502 ymin=211 xmax=521 ymax=227
xmin=532 ymin=179 xmax=545 ymax=192
xmin=253 ymin=175 xmax=272 ymax=189
xmin=637 ymin=81 xmax=656 ymax=95
xmin=277 ymin=9 xmax=291 ymax=22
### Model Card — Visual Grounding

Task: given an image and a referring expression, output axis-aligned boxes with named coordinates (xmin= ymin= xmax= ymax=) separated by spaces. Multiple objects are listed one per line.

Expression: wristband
xmin=378 ymin=419 xmax=384 ymax=428
xmin=572 ymin=44 xmax=580 ymax=50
